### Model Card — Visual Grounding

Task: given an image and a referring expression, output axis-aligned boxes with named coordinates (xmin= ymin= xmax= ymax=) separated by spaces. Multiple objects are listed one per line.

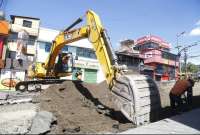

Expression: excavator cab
xmin=54 ymin=52 xmax=75 ymax=77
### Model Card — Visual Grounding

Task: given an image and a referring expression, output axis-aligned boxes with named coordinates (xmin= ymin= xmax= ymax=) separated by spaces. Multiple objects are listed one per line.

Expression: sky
xmin=1 ymin=0 xmax=200 ymax=64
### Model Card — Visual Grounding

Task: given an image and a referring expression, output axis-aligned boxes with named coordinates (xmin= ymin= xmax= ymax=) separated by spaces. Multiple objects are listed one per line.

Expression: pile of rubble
xmin=0 ymin=81 xmax=135 ymax=134
xmin=36 ymin=81 xmax=134 ymax=134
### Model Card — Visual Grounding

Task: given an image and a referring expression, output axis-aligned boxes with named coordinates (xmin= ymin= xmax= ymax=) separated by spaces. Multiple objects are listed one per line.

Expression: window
xmin=137 ymin=42 xmax=159 ymax=51
xmin=7 ymin=32 xmax=18 ymax=42
xmin=23 ymin=20 xmax=32 ymax=28
xmin=68 ymin=46 xmax=77 ymax=55
xmin=156 ymin=64 xmax=164 ymax=74
xmin=76 ymin=47 xmax=96 ymax=59
xmin=8 ymin=51 xmax=16 ymax=59
xmin=163 ymin=48 xmax=170 ymax=52
xmin=28 ymin=36 xmax=36 ymax=46
xmin=62 ymin=46 xmax=68 ymax=52
xmin=162 ymin=51 xmax=176 ymax=61
xmin=45 ymin=43 xmax=51 ymax=52
xmin=38 ymin=41 xmax=52 ymax=52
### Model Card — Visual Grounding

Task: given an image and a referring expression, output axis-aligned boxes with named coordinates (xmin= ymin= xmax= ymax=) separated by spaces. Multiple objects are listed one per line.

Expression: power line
xmin=188 ymin=54 xmax=200 ymax=59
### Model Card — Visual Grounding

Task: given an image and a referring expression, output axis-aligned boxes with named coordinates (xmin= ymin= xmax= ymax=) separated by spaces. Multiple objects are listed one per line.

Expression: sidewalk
xmin=120 ymin=108 xmax=200 ymax=134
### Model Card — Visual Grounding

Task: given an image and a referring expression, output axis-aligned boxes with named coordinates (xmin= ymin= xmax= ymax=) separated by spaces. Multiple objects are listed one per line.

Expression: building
xmin=115 ymin=39 xmax=154 ymax=76
xmin=7 ymin=15 xmax=40 ymax=61
xmin=134 ymin=35 xmax=179 ymax=81
xmin=7 ymin=15 xmax=105 ymax=84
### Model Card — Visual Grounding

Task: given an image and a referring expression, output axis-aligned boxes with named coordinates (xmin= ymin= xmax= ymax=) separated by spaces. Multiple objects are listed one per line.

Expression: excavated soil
xmin=36 ymin=81 xmax=134 ymax=134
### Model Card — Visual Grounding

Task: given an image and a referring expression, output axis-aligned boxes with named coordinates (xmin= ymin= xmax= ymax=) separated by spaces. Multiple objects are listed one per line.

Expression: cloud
xmin=189 ymin=27 xmax=200 ymax=36
xmin=196 ymin=19 xmax=200 ymax=25
xmin=188 ymin=58 xmax=200 ymax=65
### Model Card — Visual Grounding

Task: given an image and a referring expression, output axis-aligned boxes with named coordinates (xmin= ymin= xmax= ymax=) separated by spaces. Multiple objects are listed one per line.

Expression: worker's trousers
xmin=186 ymin=87 xmax=193 ymax=106
xmin=169 ymin=92 xmax=183 ymax=113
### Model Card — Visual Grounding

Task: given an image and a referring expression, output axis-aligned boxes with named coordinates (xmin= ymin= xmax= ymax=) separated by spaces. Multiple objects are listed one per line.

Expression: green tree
xmin=184 ymin=62 xmax=199 ymax=73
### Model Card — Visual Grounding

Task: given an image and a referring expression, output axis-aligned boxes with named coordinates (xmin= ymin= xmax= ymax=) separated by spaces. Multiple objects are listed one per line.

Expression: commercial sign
xmin=0 ymin=69 xmax=25 ymax=91
xmin=75 ymin=60 xmax=99 ymax=69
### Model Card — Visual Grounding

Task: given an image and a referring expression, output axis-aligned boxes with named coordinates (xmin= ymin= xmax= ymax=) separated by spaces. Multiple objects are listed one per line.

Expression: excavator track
xmin=15 ymin=79 xmax=68 ymax=92
xmin=111 ymin=74 xmax=161 ymax=126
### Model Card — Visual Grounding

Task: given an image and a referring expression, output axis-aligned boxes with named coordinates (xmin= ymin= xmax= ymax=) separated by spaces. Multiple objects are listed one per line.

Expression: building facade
xmin=115 ymin=39 xmax=154 ymax=76
xmin=7 ymin=15 xmax=40 ymax=61
xmin=134 ymin=35 xmax=179 ymax=81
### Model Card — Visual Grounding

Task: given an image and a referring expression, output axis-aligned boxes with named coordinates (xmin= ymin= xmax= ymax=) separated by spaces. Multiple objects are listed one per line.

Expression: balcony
xmin=7 ymin=39 xmax=36 ymax=55
xmin=10 ymin=24 xmax=39 ymax=36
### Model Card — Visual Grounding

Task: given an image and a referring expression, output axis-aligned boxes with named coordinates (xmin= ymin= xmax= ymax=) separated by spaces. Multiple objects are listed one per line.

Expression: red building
xmin=135 ymin=35 xmax=179 ymax=81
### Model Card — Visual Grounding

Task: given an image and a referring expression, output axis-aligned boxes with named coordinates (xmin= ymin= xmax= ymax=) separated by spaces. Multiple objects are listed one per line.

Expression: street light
xmin=175 ymin=31 xmax=185 ymax=79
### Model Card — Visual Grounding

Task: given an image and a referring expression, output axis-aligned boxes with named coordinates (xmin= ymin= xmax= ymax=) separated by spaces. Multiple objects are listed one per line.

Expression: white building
xmin=8 ymin=15 xmax=40 ymax=61
xmin=7 ymin=15 xmax=105 ymax=83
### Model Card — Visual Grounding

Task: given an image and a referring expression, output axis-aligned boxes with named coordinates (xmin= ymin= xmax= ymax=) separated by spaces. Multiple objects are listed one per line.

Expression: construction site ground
xmin=121 ymin=108 xmax=200 ymax=134
xmin=0 ymin=80 xmax=200 ymax=134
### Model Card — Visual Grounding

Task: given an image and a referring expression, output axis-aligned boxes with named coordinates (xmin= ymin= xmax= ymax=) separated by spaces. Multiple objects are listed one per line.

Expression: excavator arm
xmin=44 ymin=10 xmax=120 ymax=88
xmin=44 ymin=26 xmax=88 ymax=75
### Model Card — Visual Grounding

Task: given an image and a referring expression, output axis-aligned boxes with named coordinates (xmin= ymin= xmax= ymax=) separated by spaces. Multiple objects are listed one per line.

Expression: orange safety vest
xmin=170 ymin=79 xmax=190 ymax=96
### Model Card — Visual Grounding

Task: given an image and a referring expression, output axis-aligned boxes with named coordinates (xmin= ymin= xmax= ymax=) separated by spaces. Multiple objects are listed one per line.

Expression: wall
xmin=9 ymin=16 xmax=41 ymax=55
xmin=143 ymin=50 xmax=179 ymax=67
xmin=38 ymin=27 xmax=59 ymax=42
xmin=11 ymin=17 xmax=40 ymax=36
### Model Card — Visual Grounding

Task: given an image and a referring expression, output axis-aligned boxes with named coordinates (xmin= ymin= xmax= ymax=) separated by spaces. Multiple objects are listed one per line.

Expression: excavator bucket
xmin=111 ymin=74 xmax=161 ymax=126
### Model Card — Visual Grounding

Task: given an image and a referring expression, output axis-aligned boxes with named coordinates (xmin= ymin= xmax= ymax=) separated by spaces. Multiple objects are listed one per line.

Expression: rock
xmin=0 ymin=93 xmax=8 ymax=100
xmin=0 ymin=103 xmax=38 ymax=134
xmin=29 ymin=111 xmax=57 ymax=134
xmin=63 ymin=126 xmax=80 ymax=133
xmin=112 ymin=124 xmax=119 ymax=129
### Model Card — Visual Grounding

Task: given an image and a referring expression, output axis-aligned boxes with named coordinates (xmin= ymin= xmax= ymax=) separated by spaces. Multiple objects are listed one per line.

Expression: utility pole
xmin=175 ymin=31 xmax=185 ymax=79
xmin=184 ymin=48 xmax=187 ymax=77
xmin=177 ymin=41 xmax=200 ymax=78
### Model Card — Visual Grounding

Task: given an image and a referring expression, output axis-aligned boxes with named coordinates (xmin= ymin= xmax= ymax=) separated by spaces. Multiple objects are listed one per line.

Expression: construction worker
xmin=186 ymin=77 xmax=195 ymax=107
xmin=169 ymin=78 xmax=194 ymax=113
xmin=75 ymin=70 xmax=82 ymax=81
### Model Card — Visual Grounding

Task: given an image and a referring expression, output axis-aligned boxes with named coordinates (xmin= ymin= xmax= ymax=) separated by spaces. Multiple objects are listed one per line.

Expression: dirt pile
xmin=36 ymin=81 xmax=134 ymax=134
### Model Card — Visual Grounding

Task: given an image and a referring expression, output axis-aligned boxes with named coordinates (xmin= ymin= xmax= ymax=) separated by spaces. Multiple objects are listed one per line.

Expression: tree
xmin=182 ymin=62 xmax=199 ymax=73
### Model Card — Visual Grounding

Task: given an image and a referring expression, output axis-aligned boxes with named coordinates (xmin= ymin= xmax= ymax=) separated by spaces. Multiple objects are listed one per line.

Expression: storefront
xmin=74 ymin=60 xmax=99 ymax=83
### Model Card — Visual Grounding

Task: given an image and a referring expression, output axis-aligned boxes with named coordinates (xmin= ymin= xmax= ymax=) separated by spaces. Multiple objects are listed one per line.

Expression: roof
xmin=10 ymin=15 xmax=40 ymax=20
xmin=135 ymin=35 xmax=170 ymax=49
xmin=141 ymin=65 xmax=154 ymax=71
xmin=115 ymin=51 xmax=144 ymax=59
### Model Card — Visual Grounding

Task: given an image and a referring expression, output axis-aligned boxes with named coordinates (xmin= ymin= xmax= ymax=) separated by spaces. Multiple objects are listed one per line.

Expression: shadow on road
xmin=158 ymin=95 xmax=200 ymax=131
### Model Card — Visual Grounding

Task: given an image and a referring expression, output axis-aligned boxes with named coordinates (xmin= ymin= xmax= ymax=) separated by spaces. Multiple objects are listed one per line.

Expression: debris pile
xmin=36 ymin=81 xmax=134 ymax=134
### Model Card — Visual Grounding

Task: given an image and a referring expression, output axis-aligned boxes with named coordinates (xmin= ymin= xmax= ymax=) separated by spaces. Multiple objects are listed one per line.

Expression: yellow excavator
xmin=16 ymin=10 xmax=160 ymax=126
